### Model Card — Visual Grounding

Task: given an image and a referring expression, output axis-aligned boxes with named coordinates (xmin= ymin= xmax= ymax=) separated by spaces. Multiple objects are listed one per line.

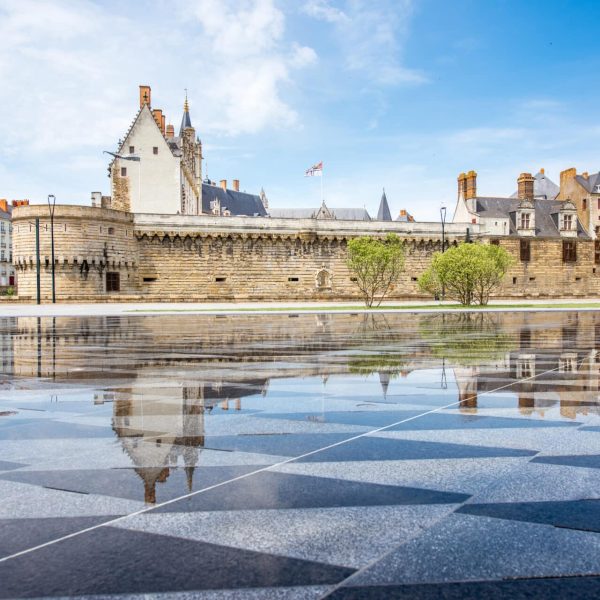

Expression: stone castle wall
xmin=12 ymin=205 xmax=139 ymax=300
xmin=11 ymin=205 xmax=600 ymax=301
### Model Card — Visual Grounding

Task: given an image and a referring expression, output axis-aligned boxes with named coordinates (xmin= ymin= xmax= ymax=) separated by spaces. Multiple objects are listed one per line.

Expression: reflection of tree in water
xmin=419 ymin=312 xmax=513 ymax=366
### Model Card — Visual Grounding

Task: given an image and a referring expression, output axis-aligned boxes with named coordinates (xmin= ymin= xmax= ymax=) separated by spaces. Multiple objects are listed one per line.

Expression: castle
xmin=10 ymin=85 xmax=600 ymax=302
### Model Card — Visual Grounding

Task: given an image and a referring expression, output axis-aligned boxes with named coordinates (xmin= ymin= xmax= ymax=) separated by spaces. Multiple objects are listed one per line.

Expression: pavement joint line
xmin=320 ymin=354 xmax=593 ymax=599
xmin=0 ymin=359 xmax=583 ymax=565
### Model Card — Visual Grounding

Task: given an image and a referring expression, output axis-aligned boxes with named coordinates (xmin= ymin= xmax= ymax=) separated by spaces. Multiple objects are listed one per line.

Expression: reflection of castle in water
xmin=4 ymin=310 xmax=600 ymax=501
xmin=108 ymin=380 xmax=268 ymax=503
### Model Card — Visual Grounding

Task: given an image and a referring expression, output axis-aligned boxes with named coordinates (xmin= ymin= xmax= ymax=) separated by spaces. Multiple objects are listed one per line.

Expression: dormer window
xmin=562 ymin=214 xmax=573 ymax=231
xmin=129 ymin=146 xmax=135 ymax=154
xmin=519 ymin=213 xmax=531 ymax=229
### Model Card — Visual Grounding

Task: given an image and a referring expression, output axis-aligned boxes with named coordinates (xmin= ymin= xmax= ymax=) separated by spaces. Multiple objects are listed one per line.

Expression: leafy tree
xmin=418 ymin=243 xmax=513 ymax=305
xmin=347 ymin=234 xmax=405 ymax=307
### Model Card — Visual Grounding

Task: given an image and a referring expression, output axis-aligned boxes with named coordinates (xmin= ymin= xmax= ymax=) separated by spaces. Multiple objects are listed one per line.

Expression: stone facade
xmin=11 ymin=203 xmax=600 ymax=301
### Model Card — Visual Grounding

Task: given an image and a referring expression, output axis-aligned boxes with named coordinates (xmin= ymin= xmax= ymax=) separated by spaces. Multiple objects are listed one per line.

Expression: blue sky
xmin=1 ymin=0 xmax=599 ymax=220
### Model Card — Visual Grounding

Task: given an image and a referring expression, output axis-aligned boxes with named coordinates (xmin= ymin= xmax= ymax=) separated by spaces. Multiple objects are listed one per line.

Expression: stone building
xmin=452 ymin=170 xmax=595 ymax=298
xmin=0 ymin=199 xmax=20 ymax=289
xmin=557 ymin=167 xmax=600 ymax=239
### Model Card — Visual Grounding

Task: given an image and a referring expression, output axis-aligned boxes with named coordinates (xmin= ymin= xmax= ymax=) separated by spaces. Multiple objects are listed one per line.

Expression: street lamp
xmin=440 ymin=204 xmax=447 ymax=253
xmin=48 ymin=194 xmax=56 ymax=303
xmin=440 ymin=204 xmax=447 ymax=302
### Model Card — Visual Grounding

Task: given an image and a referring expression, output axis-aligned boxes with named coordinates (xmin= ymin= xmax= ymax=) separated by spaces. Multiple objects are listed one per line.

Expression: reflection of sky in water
xmin=1 ymin=311 xmax=600 ymax=503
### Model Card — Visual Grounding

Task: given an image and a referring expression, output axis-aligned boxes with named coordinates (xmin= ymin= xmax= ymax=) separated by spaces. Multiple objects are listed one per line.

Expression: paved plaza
xmin=0 ymin=310 xmax=599 ymax=598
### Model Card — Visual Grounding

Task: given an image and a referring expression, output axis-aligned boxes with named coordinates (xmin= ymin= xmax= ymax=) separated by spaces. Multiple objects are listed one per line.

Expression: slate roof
xmin=474 ymin=197 xmax=590 ymax=239
xmin=268 ymin=207 xmax=371 ymax=221
xmin=179 ymin=106 xmax=192 ymax=135
xmin=201 ymin=184 xmax=267 ymax=217
xmin=510 ymin=171 xmax=560 ymax=200
xmin=0 ymin=209 xmax=11 ymax=220
xmin=377 ymin=190 xmax=392 ymax=221
xmin=575 ymin=172 xmax=600 ymax=194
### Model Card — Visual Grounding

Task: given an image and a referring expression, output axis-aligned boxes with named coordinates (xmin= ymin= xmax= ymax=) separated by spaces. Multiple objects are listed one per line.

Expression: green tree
xmin=418 ymin=243 xmax=513 ymax=305
xmin=347 ymin=233 xmax=405 ymax=307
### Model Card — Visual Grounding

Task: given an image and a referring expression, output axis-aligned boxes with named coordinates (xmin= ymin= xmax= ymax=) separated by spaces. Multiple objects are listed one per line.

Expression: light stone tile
xmin=347 ymin=513 xmax=600 ymax=586
xmin=114 ymin=504 xmax=458 ymax=569
xmin=0 ymin=480 xmax=145 ymax=519
xmin=272 ymin=457 xmax=528 ymax=495
xmin=465 ymin=462 xmax=600 ymax=503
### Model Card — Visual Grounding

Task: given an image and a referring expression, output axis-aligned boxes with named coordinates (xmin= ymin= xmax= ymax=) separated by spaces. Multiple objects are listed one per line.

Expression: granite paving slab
xmin=0 ymin=526 xmax=354 ymax=598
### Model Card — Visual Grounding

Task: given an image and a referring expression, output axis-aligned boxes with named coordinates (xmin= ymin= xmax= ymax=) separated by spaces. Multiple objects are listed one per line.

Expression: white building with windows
xmin=0 ymin=201 xmax=15 ymax=288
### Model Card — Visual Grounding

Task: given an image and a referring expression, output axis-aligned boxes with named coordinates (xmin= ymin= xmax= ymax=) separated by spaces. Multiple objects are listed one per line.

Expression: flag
xmin=305 ymin=161 xmax=323 ymax=177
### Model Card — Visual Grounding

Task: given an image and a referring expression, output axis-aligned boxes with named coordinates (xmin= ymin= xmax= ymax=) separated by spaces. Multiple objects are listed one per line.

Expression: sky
xmin=1 ymin=0 xmax=599 ymax=221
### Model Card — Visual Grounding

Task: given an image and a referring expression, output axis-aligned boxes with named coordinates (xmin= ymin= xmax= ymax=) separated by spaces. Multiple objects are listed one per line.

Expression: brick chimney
xmin=517 ymin=173 xmax=535 ymax=201
xmin=0 ymin=199 xmax=7 ymax=212
xmin=161 ymin=114 xmax=166 ymax=135
xmin=582 ymin=172 xmax=589 ymax=179
xmin=220 ymin=180 xmax=227 ymax=190
xmin=465 ymin=170 xmax=477 ymax=200
xmin=12 ymin=199 xmax=29 ymax=207
xmin=166 ymin=124 xmax=174 ymax=138
xmin=540 ymin=168 xmax=545 ymax=175
xmin=139 ymin=85 xmax=151 ymax=108
xmin=152 ymin=109 xmax=163 ymax=132
xmin=457 ymin=172 xmax=468 ymax=199
xmin=232 ymin=179 xmax=240 ymax=192
xmin=560 ymin=167 xmax=577 ymax=189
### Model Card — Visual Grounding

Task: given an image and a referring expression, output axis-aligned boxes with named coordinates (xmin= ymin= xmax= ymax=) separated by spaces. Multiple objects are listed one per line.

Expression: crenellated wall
xmin=11 ymin=205 xmax=600 ymax=301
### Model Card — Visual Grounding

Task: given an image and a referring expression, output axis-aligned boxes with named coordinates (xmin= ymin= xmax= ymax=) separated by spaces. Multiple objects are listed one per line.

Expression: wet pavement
xmin=0 ymin=311 xmax=599 ymax=598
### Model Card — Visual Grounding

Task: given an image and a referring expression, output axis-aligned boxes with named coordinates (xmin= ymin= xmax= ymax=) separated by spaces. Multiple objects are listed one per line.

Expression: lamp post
xmin=440 ymin=204 xmax=447 ymax=301
xmin=35 ymin=218 xmax=41 ymax=305
xmin=48 ymin=194 xmax=56 ymax=303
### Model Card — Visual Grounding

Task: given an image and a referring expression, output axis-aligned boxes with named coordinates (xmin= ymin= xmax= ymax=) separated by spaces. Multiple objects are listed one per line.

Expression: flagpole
xmin=320 ymin=162 xmax=324 ymax=204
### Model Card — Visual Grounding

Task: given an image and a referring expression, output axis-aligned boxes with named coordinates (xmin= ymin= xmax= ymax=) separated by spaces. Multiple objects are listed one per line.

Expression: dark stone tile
xmin=388 ymin=413 xmax=579 ymax=431
xmin=295 ymin=436 xmax=537 ymax=463
xmin=204 ymin=432 xmax=357 ymax=456
xmin=0 ymin=465 xmax=261 ymax=503
xmin=0 ymin=516 xmax=117 ymax=557
xmin=0 ymin=420 xmax=116 ymax=440
xmin=256 ymin=410 xmax=422 ymax=427
xmin=0 ymin=526 xmax=354 ymax=598
xmin=325 ymin=577 xmax=600 ymax=599
xmin=155 ymin=471 xmax=469 ymax=513
xmin=0 ymin=459 xmax=27 ymax=471
xmin=458 ymin=499 xmax=600 ymax=532
xmin=532 ymin=455 xmax=600 ymax=469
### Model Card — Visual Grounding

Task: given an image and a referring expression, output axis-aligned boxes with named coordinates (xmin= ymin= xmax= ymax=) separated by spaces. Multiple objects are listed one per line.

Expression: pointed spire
xmin=179 ymin=89 xmax=192 ymax=135
xmin=379 ymin=372 xmax=390 ymax=399
xmin=377 ymin=188 xmax=392 ymax=221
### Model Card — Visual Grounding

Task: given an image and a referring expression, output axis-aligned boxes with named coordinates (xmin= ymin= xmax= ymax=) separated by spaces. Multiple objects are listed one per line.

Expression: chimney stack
xmin=232 ymin=179 xmax=240 ymax=192
xmin=517 ymin=172 xmax=535 ymax=202
xmin=457 ymin=172 xmax=468 ymax=199
xmin=152 ymin=109 xmax=163 ymax=133
xmin=220 ymin=179 xmax=227 ymax=190
xmin=12 ymin=199 xmax=29 ymax=207
xmin=91 ymin=192 xmax=102 ymax=207
xmin=540 ymin=168 xmax=545 ymax=175
xmin=166 ymin=124 xmax=174 ymax=138
xmin=582 ymin=172 xmax=589 ymax=179
xmin=465 ymin=170 xmax=477 ymax=199
xmin=139 ymin=85 xmax=151 ymax=108
xmin=0 ymin=199 xmax=7 ymax=212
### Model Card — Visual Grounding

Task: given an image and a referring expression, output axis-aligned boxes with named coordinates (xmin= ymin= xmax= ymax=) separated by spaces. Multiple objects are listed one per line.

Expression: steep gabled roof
xmin=377 ymin=189 xmax=392 ymax=221
xmin=201 ymin=184 xmax=267 ymax=217
xmin=179 ymin=96 xmax=192 ymax=135
xmin=575 ymin=172 xmax=600 ymax=194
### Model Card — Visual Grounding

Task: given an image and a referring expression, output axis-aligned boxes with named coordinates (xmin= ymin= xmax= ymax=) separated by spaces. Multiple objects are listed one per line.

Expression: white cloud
xmin=302 ymin=0 xmax=427 ymax=85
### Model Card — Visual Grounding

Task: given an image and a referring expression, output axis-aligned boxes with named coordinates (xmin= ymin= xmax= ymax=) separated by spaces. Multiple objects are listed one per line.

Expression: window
xmin=598 ymin=198 xmax=600 ymax=210
xmin=520 ymin=239 xmax=531 ymax=262
xmin=106 ymin=272 xmax=120 ymax=292
xmin=129 ymin=146 xmax=135 ymax=154
xmin=595 ymin=241 xmax=600 ymax=265
xmin=121 ymin=167 xmax=127 ymax=177
xmin=143 ymin=277 xmax=157 ymax=282
xmin=107 ymin=227 xmax=115 ymax=235
xmin=153 ymin=147 xmax=158 ymax=155
xmin=562 ymin=214 xmax=573 ymax=230
xmin=519 ymin=212 xmax=530 ymax=229
xmin=583 ymin=199 xmax=587 ymax=210
xmin=288 ymin=277 xmax=299 ymax=282
xmin=215 ymin=277 xmax=226 ymax=282
xmin=563 ymin=240 xmax=577 ymax=263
